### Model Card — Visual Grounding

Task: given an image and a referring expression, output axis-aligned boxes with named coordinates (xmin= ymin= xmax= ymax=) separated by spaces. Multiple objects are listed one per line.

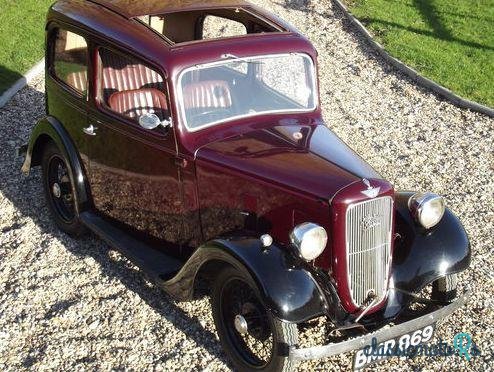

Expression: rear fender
xmin=22 ymin=116 xmax=90 ymax=212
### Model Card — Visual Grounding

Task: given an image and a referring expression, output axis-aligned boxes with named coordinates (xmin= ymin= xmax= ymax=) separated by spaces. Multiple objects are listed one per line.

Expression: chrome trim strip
xmin=289 ymin=291 xmax=470 ymax=361
xmin=176 ymin=52 xmax=319 ymax=133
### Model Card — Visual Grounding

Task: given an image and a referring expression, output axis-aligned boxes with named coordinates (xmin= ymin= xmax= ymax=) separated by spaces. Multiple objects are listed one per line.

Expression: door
xmin=46 ymin=27 xmax=90 ymax=171
xmin=86 ymin=46 xmax=183 ymax=251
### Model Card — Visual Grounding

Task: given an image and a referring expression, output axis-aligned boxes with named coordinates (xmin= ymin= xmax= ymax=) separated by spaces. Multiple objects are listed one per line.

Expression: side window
xmin=52 ymin=29 xmax=88 ymax=94
xmin=202 ymin=16 xmax=247 ymax=39
xmin=98 ymin=48 xmax=169 ymax=122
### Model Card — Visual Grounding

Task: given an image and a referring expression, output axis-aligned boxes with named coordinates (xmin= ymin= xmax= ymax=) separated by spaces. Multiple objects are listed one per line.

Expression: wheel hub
xmin=52 ymin=183 xmax=62 ymax=198
xmin=234 ymin=314 xmax=248 ymax=335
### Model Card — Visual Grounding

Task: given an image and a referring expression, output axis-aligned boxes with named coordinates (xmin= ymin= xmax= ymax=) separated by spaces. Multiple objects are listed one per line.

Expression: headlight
xmin=289 ymin=222 xmax=328 ymax=261
xmin=408 ymin=192 xmax=445 ymax=229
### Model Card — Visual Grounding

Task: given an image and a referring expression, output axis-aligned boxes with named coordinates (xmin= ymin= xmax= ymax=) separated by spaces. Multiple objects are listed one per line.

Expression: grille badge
xmin=361 ymin=214 xmax=382 ymax=230
xmin=361 ymin=178 xmax=380 ymax=198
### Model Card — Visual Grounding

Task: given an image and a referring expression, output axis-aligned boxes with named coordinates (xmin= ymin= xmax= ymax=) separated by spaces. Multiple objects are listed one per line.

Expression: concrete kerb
xmin=332 ymin=0 xmax=494 ymax=118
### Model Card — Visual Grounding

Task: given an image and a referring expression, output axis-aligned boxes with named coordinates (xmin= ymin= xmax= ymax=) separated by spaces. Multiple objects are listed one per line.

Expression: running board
xmin=80 ymin=211 xmax=183 ymax=283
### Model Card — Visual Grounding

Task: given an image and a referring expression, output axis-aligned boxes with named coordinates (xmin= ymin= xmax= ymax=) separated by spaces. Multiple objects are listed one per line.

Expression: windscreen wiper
xmin=221 ymin=53 xmax=263 ymax=64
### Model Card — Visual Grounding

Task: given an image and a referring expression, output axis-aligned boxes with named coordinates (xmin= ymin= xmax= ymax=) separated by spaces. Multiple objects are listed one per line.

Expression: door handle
xmin=83 ymin=125 xmax=98 ymax=136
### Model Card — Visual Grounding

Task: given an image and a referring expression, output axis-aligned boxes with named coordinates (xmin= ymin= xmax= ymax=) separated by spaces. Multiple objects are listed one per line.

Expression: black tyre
xmin=432 ymin=273 xmax=458 ymax=303
xmin=212 ymin=266 xmax=298 ymax=372
xmin=41 ymin=142 xmax=86 ymax=237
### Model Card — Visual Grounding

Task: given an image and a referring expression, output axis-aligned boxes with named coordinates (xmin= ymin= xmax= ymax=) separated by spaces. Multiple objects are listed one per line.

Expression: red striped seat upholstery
xmin=108 ymin=88 xmax=169 ymax=120
xmin=183 ymin=80 xmax=232 ymax=109
xmin=102 ymin=64 xmax=164 ymax=93
xmin=100 ymin=49 xmax=164 ymax=101
xmin=66 ymin=71 xmax=88 ymax=93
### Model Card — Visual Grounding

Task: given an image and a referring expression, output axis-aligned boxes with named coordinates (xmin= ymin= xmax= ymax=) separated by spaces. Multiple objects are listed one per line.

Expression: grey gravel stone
xmin=0 ymin=1 xmax=493 ymax=371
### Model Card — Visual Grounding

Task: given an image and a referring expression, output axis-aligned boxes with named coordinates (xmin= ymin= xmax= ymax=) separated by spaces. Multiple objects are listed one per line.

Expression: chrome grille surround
xmin=345 ymin=196 xmax=393 ymax=308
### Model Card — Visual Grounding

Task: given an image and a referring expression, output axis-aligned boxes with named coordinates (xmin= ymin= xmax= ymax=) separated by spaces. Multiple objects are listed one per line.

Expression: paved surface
xmin=0 ymin=0 xmax=493 ymax=370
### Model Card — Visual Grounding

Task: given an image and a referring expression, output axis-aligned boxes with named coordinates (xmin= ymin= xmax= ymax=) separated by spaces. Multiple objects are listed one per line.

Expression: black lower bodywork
xmin=23 ymin=118 xmax=471 ymax=326
xmin=80 ymin=209 xmax=332 ymax=323
xmin=80 ymin=198 xmax=470 ymax=327
xmin=79 ymin=192 xmax=470 ymax=326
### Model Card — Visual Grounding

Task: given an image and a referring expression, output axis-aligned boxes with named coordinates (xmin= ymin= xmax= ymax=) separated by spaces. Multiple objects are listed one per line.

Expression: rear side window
xmin=52 ymin=29 xmax=88 ymax=94
xmin=202 ymin=16 xmax=247 ymax=39
xmin=97 ymin=48 xmax=170 ymax=122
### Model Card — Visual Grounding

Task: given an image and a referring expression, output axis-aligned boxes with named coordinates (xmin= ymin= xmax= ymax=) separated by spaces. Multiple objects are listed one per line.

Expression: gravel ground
xmin=1 ymin=0 xmax=493 ymax=370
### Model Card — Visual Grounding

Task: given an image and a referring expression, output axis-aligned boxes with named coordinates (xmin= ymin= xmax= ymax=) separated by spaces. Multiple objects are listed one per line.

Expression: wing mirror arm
xmin=161 ymin=118 xmax=172 ymax=130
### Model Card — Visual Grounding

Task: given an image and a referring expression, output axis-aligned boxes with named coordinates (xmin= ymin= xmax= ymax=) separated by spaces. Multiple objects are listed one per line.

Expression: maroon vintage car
xmin=21 ymin=0 xmax=471 ymax=370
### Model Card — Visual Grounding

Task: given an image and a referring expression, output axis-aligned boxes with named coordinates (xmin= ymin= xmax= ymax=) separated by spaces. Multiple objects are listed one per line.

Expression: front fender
xmin=163 ymin=236 xmax=340 ymax=323
xmin=369 ymin=192 xmax=471 ymax=321
xmin=22 ymin=115 xmax=90 ymax=211
xmin=362 ymin=192 xmax=471 ymax=324
xmin=391 ymin=192 xmax=471 ymax=292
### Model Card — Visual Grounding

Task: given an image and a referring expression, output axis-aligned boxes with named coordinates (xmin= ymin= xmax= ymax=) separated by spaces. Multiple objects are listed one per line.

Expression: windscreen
xmin=178 ymin=53 xmax=317 ymax=131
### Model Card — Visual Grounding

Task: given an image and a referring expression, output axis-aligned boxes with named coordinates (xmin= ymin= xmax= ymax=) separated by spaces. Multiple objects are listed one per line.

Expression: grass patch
xmin=0 ymin=0 xmax=54 ymax=94
xmin=348 ymin=0 xmax=494 ymax=107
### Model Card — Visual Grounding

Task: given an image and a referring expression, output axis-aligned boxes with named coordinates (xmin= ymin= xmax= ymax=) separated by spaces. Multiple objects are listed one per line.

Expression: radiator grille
xmin=345 ymin=197 xmax=393 ymax=308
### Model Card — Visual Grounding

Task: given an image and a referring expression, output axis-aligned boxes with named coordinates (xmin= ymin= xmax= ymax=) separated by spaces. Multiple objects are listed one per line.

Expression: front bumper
xmin=289 ymin=290 xmax=470 ymax=361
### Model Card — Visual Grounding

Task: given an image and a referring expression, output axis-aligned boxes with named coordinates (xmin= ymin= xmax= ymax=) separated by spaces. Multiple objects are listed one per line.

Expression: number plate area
xmin=353 ymin=324 xmax=436 ymax=370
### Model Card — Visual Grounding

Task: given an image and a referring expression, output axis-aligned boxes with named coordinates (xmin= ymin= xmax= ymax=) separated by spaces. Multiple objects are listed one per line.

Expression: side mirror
xmin=138 ymin=113 xmax=172 ymax=131
xmin=139 ymin=113 xmax=161 ymax=130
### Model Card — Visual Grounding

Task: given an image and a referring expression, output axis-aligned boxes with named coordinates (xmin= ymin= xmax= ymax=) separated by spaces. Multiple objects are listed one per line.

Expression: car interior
xmin=180 ymin=63 xmax=312 ymax=129
xmin=53 ymin=21 xmax=311 ymax=131
xmin=96 ymin=49 xmax=304 ymax=128
xmin=137 ymin=8 xmax=284 ymax=45
xmin=97 ymin=48 xmax=169 ymax=121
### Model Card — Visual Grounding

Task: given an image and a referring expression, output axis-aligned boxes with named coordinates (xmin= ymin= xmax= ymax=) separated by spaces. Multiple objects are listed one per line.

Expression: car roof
xmin=88 ymin=0 xmax=254 ymax=19
xmin=48 ymin=0 xmax=316 ymax=78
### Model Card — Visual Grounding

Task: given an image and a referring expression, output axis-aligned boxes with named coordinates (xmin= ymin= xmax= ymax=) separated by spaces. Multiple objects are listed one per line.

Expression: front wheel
xmin=212 ymin=266 xmax=298 ymax=372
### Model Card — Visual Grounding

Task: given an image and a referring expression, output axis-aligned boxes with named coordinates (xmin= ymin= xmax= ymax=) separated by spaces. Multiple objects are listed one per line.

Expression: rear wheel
xmin=212 ymin=266 xmax=298 ymax=372
xmin=41 ymin=142 xmax=86 ymax=237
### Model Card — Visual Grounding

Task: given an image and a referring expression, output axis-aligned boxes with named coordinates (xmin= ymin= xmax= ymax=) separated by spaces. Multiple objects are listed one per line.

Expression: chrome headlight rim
xmin=408 ymin=192 xmax=446 ymax=229
xmin=289 ymin=222 xmax=328 ymax=261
